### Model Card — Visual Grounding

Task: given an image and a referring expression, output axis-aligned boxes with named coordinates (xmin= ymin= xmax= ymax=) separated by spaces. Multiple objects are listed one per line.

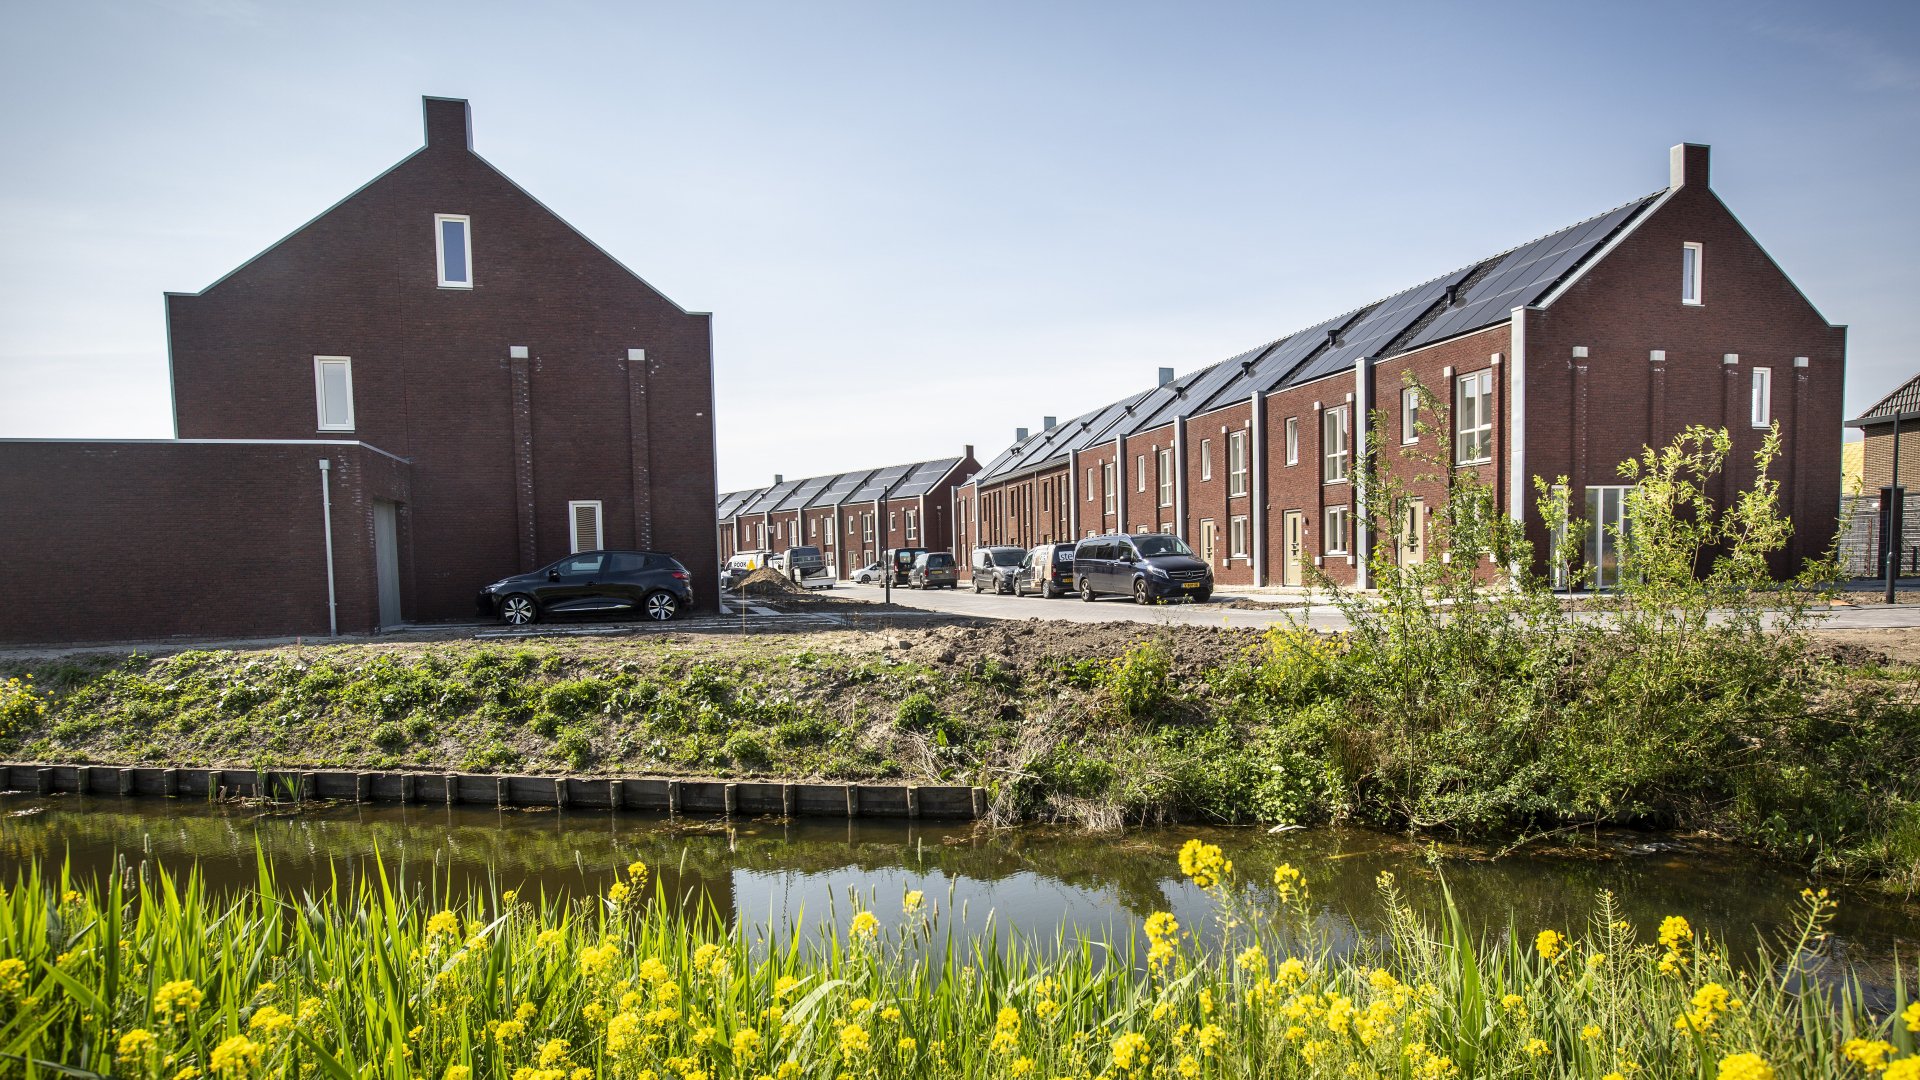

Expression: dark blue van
xmin=1073 ymin=533 xmax=1213 ymax=604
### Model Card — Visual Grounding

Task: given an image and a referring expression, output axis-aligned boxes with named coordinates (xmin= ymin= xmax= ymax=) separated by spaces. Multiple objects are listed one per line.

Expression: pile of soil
xmin=735 ymin=567 xmax=808 ymax=597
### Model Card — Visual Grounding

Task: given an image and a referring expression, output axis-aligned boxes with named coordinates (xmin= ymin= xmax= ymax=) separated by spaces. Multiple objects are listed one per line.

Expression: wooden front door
xmin=1397 ymin=498 xmax=1425 ymax=566
xmin=1282 ymin=511 xmax=1304 ymax=586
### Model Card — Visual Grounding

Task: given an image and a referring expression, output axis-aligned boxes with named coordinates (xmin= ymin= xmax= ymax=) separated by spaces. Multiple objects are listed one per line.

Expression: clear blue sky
xmin=1 ymin=0 xmax=1914 ymax=492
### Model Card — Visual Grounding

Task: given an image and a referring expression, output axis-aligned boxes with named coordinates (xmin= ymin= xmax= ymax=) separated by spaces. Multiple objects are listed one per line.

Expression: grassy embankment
xmin=0 ymin=843 xmax=1913 ymax=1079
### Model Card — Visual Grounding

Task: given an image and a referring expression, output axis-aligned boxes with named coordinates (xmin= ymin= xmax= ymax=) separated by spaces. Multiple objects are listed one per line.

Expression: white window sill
xmin=1454 ymin=457 xmax=1494 ymax=468
xmin=1682 ymin=299 xmax=1703 ymax=307
xmin=437 ymin=283 xmax=474 ymax=290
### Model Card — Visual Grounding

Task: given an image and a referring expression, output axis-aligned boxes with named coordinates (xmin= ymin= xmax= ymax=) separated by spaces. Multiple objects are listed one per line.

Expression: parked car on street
xmin=909 ymin=551 xmax=957 ymax=588
xmin=780 ymin=545 xmax=829 ymax=586
xmin=723 ymin=550 xmax=771 ymax=588
xmin=1015 ymin=543 xmax=1077 ymax=598
xmin=1073 ymin=534 xmax=1212 ymax=604
xmin=850 ymin=562 xmax=884 ymax=584
xmin=478 ymin=549 xmax=694 ymax=624
xmin=883 ymin=547 xmax=929 ymax=585
xmin=970 ymin=546 xmax=1028 ymax=593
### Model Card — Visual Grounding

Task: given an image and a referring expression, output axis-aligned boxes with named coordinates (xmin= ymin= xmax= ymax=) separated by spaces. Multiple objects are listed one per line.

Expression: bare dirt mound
xmin=736 ymin=567 xmax=808 ymax=597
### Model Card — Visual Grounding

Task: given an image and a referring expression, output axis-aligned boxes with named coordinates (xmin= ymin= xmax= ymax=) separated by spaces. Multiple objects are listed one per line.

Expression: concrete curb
xmin=0 ymin=763 xmax=988 ymax=821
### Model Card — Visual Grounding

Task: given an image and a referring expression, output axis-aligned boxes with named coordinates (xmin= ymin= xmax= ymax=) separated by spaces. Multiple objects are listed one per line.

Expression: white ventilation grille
xmin=568 ymin=501 xmax=603 ymax=554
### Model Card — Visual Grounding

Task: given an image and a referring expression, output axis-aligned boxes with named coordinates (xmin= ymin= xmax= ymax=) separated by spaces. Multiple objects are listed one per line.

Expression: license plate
xmin=1182 ymin=581 xmax=1202 ymax=589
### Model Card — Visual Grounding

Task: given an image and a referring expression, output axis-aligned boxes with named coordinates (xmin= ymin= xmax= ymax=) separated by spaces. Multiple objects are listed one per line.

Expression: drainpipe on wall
xmin=1067 ymin=449 xmax=1079 ymax=539
xmin=1353 ymin=355 xmax=1371 ymax=591
xmin=1508 ymin=307 xmax=1529 ymax=527
xmin=1250 ymin=393 xmax=1267 ymax=586
xmin=1114 ymin=436 xmax=1126 ymax=531
xmin=1173 ymin=422 xmax=1188 ymax=541
xmin=317 ymin=458 xmax=338 ymax=637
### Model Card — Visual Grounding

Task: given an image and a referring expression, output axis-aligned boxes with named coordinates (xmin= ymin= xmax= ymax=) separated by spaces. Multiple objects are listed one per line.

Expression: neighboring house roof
xmin=717 ymin=457 xmax=972 ymax=523
xmin=1849 ymin=373 xmax=1920 ymax=427
xmin=974 ymin=192 xmax=1659 ymax=484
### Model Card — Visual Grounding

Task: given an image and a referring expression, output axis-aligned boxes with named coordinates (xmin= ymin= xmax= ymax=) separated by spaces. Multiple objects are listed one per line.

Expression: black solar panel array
xmin=972 ymin=192 xmax=1659 ymax=484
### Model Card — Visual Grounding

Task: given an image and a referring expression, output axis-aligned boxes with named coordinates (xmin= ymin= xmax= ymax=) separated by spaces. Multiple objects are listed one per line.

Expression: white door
xmin=373 ymin=500 xmax=402 ymax=628
xmin=1282 ymin=511 xmax=1304 ymax=587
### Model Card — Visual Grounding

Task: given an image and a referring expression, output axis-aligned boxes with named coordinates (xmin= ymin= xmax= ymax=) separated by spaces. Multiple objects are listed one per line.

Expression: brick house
xmin=960 ymin=145 xmax=1845 ymax=587
xmin=1850 ymin=373 xmax=1920 ymax=494
xmin=717 ymin=451 xmax=978 ymax=579
xmin=0 ymin=97 xmax=716 ymax=645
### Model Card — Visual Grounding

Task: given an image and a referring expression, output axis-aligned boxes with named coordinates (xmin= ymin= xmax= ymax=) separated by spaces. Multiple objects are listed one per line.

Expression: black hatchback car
xmin=1074 ymin=533 xmax=1212 ymax=604
xmin=477 ymin=550 xmax=694 ymax=624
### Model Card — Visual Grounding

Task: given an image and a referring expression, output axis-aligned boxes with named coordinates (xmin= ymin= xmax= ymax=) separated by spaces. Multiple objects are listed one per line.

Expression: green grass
xmin=0 ymin=845 xmax=1913 ymax=1078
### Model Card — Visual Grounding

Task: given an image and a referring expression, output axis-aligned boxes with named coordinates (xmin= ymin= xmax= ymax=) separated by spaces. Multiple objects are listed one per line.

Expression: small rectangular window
xmin=1157 ymin=448 xmax=1174 ymax=507
xmin=1086 ymin=467 xmax=1095 ymax=500
xmin=436 ymin=214 xmax=473 ymax=288
xmin=568 ymin=500 xmax=603 ymax=553
xmin=1285 ymin=417 xmax=1299 ymax=466
xmin=314 ymin=356 xmax=354 ymax=431
xmin=1682 ymin=242 xmax=1703 ymax=305
xmin=1137 ymin=454 xmax=1148 ymax=492
xmin=1324 ymin=505 xmax=1350 ymax=555
xmin=1199 ymin=439 xmax=1212 ymax=481
xmin=1228 ymin=431 xmax=1249 ymax=496
xmin=1323 ymin=406 xmax=1350 ymax=483
xmin=1229 ymin=515 xmax=1249 ymax=558
xmin=1103 ymin=462 xmax=1116 ymax=514
xmin=1455 ymin=370 xmax=1495 ymax=465
xmin=1401 ymin=387 xmax=1420 ymax=444
xmin=1751 ymin=367 xmax=1772 ymax=427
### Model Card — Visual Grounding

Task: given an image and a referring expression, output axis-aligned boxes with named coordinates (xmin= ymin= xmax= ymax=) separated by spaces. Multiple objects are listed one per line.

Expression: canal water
xmin=2 ymin=793 xmax=1915 ymax=986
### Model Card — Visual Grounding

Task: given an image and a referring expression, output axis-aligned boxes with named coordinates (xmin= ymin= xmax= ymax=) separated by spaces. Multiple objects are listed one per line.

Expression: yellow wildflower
xmin=1885 ymin=1060 xmax=1920 ymax=1080
xmin=209 ymin=1034 xmax=262 ymax=1076
xmin=1907 ymin=1000 xmax=1920 ymax=1032
xmin=155 ymin=979 xmax=204 ymax=1019
xmin=539 ymin=1038 xmax=571 ymax=1067
xmin=732 ymin=1028 xmax=761 ymax=1062
xmin=0 ymin=958 xmax=26 ymax=995
xmin=1272 ymin=863 xmax=1303 ymax=900
xmin=1716 ymin=1052 xmax=1774 ymax=1080
xmin=427 ymin=910 xmax=460 ymax=937
xmin=1011 ymin=1057 xmax=1034 ymax=1077
xmin=850 ymin=911 xmax=880 ymax=940
xmin=774 ymin=975 xmax=802 ymax=1000
xmin=898 ymin=1036 xmax=917 ymax=1052
xmin=445 ymin=1068 xmax=471 ymax=1080
xmin=838 ymin=1023 xmax=870 ymax=1056
xmin=1534 ymin=929 xmax=1567 ymax=963
xmin=1581 ymin=1024 xmax=1602 ymax=1041
xmin=607 ymin=880 xmax=632 ymax=905
xmin=1111 ymin=1032 xmax=1150 ymax=1072
xmin=1524 ymin=1038 xmax=1549 ymax=1057
xmin=117 ymin=1028 xmax=158 ymax=1062
xmin=249 ymin=1005 xmax=294 ymax=1035
xmin=1842 ymin=1039 xmax=1894 ymax=1073
xmin=1658 ymin=915 xmax=1693 ymax=951
xmin=579 ymin=942 xmax=619 ymax=978
xmin=1177 ymin=839 xmax=1232 ymax=888
xmin=628 ymin=860 xmax=649 ymax=885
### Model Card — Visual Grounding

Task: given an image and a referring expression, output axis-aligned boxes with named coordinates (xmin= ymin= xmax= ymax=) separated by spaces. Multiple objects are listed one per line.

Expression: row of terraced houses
xmin=926 ymin=144 xmax=1840 ymax=587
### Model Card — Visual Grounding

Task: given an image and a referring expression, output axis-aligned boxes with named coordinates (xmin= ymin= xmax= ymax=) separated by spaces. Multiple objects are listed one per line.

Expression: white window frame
xmin=1229 ymin=514 xmax=1249 ymax=558
xmin=1086 ymin=467 xmax=1095 ymax=501
xmin=435 ymin=214 xmax=473 ymax=289
xmin=1199 ymin=439 xmax=1212 ymax=481
xmin=568 ymin=500 xmax=604 ymax=554
xmin=1228 ymin=431 xmax=1249 ymax=496
xmin=1136 ymin=454 xmax=1148 ymax=493
xmin=1682 ymin=242 xmax=1703 ymax=305
xmin=1323 ymin=406 xmax=1350 ymax=484
xmin=1103 ymin=462 xmax=1116 ymax=514
xmin=313 ymin=355 xmax=355 ymax=432
xmin=1401 ymin=386 xmax=1420 ymax=444
xmin=1751 ymin=367 xmax=1772 ymax=428
xmin=1586 ymin=485 xmax=1631 ymax=589
xmin=1324 ymin=505 xmax=1350 ymax=555
xmin=1285 ymin=417 xmax=1299 ymax=466
xmin=1455 ymin=370 xmax=1494 ymax=465
xmin=1157 ymin=448 xmax=1174 ymax=508
xmin=906 ymin=510 xmax=918 ymax=542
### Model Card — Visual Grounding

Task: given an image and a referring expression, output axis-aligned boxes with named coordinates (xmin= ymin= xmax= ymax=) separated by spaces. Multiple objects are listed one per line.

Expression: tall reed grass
xmin=0 ymin=842 xmax=1912 ymax=1079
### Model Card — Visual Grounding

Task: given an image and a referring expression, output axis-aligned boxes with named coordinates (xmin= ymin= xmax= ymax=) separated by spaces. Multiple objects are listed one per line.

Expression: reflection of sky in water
xmin=1 ymin=794 xmax=1915 ymax=992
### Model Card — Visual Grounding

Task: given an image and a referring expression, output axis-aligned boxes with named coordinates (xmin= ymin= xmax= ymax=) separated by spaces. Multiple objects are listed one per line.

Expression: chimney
xmin=1669 ymin=143 xmax=1709 ymax=190
xmin=774 ymin=473 xmax=784 ymax=484
xmin=424 ymin=96 xmax=473 ymax=151
xmin=1158 ymin=367 xmax=1175 ymax=387
xmin=1043 ymin=416 xmax=1057 ymax=430
xmin=1016 ymin=427 xmax=1029 ymax=442
xmin=964 ymin=444 xmax=974 ymax=461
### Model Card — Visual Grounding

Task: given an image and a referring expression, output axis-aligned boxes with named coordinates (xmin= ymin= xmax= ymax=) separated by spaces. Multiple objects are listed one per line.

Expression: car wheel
xmin=501 ymin=594 xmax=538 ymax=625
xmin=1193 ymin=589 xmax=1212 ymax=603
xmin=643 ymin=591 xmax=679 ymax=621
xmin=972 ymin=578 xmax=982 ymax=593
xmin=1080 ymin=580 xmax=1095 ymax=602
xmin=1134 ymin=579 xmax=1152 ymax=605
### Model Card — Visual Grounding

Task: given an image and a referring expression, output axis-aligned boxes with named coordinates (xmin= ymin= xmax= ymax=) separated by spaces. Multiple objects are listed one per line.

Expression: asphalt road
xmin=831 ymin=577 xmax=1920 ymax=632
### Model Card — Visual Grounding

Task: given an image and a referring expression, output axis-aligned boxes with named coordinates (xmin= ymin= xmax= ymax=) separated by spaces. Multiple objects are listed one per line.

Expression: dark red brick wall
xmin=1184 ymin=402 xmax=1255 ymax=584
xmin=167 ymin=98 xmax=717 ymax=620
xmin=1523 ymin=171 xmax=1845 ymax=571
xmin=1121 ymin=425 xmax=1178 ymax=534
xmin=0 ymin=441 xmax=407 ymax=644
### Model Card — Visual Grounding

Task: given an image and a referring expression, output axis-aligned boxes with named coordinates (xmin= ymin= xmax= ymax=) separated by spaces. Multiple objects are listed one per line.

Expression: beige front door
xmin=1398 ymin=498 xmax=1425 ymax=566
xmin=1199 ymin=519 xmax=1217 ymax=566
xmin=1282 ymin=511 xmax=1304 ymax=586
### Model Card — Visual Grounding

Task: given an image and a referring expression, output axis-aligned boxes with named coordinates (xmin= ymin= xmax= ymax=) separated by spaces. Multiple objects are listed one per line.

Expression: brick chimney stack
xmin=424 ymin=96 xmax=473 ymax=151
xmin=1670 ymin=143 xmax=1709 ymax=190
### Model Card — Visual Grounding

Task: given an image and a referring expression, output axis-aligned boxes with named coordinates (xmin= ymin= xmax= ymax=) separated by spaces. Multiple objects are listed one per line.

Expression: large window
xmin=1585 ymin=485 xmax=1630 ymax=589
xmin=1751 ymin=367 xmax=1772 ymax=428
xmin=1285 ymin=417 xmax=1299 ymax=466
xmin=1455 ymin=370 xmax=1494 ymax=465
xmin=1323 ymin=505 xmax=1350 ymax=555
xmin=905 ymin=510 xmax=917 ymax=541
xmin=1682 ymin=242 xmax=1703 ymax=305
xmin=1228 ymin=431 xmax=1249 ymax=495
xmin=436 ymin=214 xmax=473 ymax=288
xmin=1401 ymin=386 xmax=1420 ymax=444
xmin=1322 ymin=406 xmax=1350 ymax=483
xmin=1157 ymin=448 xmax=1174 ymax=507
xmin=313 ymin=356 xmax=354 ymax=431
